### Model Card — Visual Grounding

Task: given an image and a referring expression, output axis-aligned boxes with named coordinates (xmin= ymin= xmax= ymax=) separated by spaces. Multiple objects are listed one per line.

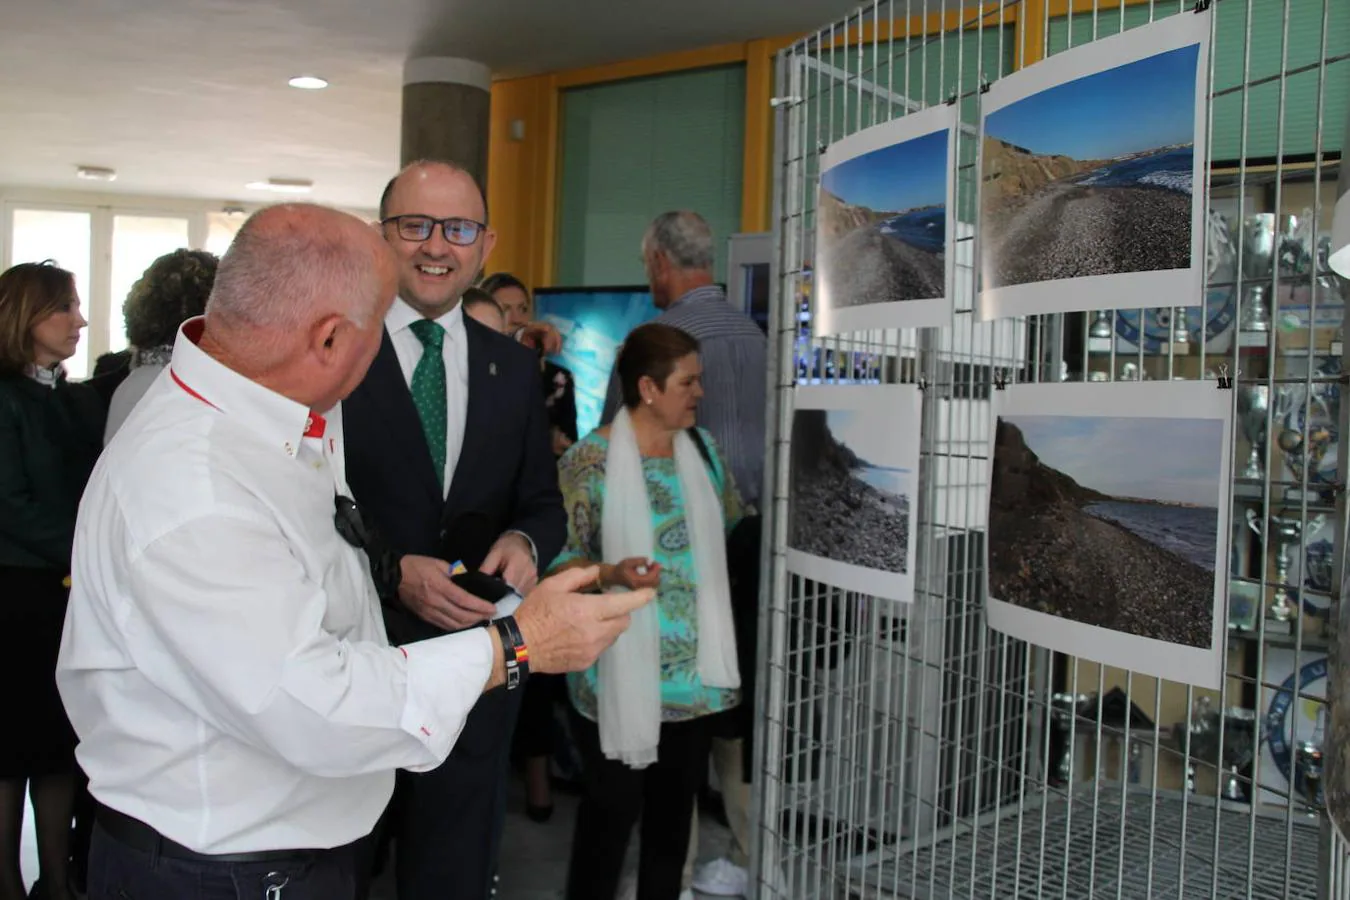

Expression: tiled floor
xmin=370 ymin=775 xmax=734 ymax=899
xmin=20 ymin=775 xmax=734 ymax=899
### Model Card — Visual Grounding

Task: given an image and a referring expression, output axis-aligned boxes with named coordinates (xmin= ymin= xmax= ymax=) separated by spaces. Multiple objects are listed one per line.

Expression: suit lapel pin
xmin=489 ymin=362 xmax=497 ymax=376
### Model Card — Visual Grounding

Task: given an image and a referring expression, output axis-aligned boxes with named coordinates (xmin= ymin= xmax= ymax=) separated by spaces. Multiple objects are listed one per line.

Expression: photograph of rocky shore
xmin=814 ymin=106 xmax=955 ymax=334
xmin=975 ymin=15 xmax=1209 ymax=321
xmin=786 ymin=385 xmax=921 ymax=603
xmin=985 ymin=382 xmax=1231 ymax=688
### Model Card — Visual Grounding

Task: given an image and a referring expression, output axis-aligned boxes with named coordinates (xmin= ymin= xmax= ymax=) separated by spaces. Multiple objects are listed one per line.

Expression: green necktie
xmin=409 ymin=318 xmax=447 ymax=488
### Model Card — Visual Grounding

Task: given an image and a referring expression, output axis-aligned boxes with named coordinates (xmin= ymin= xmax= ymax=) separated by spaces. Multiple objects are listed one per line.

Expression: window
xmin=109 ymin=215 xmax=190 ymax=353
xmin=205 ymin=210 xmax=246 ymax=257
xmin=9 ymin=209 xmax=94 ymax=378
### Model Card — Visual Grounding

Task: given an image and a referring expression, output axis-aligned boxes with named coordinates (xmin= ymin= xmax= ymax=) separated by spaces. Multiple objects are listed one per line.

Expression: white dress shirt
xmin=56 ymin=318 xmax=495 ymax=854
xmin=386 ymin=297 xmax=467 ymax=497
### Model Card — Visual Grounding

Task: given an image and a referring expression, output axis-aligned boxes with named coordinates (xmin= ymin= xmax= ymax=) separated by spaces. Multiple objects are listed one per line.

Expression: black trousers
xmin=88 ymin=822 xmax=359 ymax=900
xmin=512 ymin=672 xmax=563 ymax=760
xmin=392 ymin=687 xmax=521 ymax=900
xmin=565 ymin=708 xmax=714 ymax=900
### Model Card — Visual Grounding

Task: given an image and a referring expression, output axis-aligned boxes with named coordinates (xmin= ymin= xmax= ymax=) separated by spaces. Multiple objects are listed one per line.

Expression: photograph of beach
xmin=815 ymin=105 xmax=957 ymax=335
xmin=976 ymin=13 xmax=1210 ymax=321
xmin=985 ymin=381 xmax=1231 ymax=688
xmin=787 ymin=384 xmax=921 ymax=603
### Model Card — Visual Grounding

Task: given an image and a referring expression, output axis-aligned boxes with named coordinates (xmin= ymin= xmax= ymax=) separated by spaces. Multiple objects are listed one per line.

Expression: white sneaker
xmin=691 ymin=858 xmax=749 ymax=897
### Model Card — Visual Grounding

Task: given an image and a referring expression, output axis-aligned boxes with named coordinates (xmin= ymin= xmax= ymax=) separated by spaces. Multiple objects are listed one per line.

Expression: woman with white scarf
xmin=553 ymin=323 xmax=745 ymax=900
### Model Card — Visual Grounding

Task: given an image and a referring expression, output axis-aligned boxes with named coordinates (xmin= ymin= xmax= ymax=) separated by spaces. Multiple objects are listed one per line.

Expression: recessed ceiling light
xmin=245 ymin=178 xmax=314 ymax=194
xmin=76 ymin=165 xmax=117 ymax=182
xmin=288 ymin=75 xmax=328 ymax=90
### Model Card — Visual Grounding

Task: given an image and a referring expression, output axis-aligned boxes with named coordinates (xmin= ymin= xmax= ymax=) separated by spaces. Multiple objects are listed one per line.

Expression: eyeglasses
xmin=334 ymin=495 xmax=372 ymax=550
xmin=381 ymin=215 xmax=485 ymax=246
xmin=335 ymin=495 xmax=402 ymax=602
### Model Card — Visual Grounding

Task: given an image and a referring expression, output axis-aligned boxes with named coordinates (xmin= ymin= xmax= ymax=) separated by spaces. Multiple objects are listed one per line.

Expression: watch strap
xmin=493 ymin=616 xmax=530 ymax=690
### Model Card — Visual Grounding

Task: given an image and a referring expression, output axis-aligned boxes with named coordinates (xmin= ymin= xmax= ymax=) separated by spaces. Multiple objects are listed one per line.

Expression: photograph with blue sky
xmin=826 ymin=409 xmax=907 ymax=470
xmin=1007 ymin=414 xmax=1222 ymax=507
xmin=822 ymin=129 xmax=948 ymax=213
xmin=985 ymin=44 xmax=1199 ymax=161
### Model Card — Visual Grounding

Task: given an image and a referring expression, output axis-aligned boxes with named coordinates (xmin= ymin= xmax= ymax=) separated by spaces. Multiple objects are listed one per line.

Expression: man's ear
xmin=309 ymin=313 xmax=347 ymax=361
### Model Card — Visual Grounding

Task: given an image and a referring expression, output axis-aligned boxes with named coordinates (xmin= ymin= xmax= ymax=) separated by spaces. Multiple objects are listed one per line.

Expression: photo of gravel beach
xmin=790 ymin=409 xmax=911 ymax=573
xmin=980 ymin=42 xmax=1201 ymax=291
xmin=813 ymin=107 xmax=956 ymax=334
xmin=988 ymin=411 xmax=1223 ymax=649
xmin=786 ymin=385 xmax=921 ymax=603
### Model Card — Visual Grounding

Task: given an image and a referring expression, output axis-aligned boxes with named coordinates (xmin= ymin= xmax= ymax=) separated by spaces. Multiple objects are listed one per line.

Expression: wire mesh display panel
xmin=752 ymin=0 xmax=1349 ymax=897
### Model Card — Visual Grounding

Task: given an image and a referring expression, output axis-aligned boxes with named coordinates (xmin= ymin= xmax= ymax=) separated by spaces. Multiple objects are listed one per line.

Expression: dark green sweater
xmin=0 ymin=372 xmax=106 ymax=570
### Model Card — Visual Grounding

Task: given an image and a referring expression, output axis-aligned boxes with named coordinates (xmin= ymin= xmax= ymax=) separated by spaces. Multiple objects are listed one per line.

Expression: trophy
xmin=1241 ymin=285 xmax=1272 ymax=333
xmin=1089 ymin=310 xmax=1114 ymax=339
xmin=1295 ymin=704 xmax=1327 ymax=811
xmin=1267 ymin=512 xmax=1328 ymax=621
xmin=1171 ymin=307 xmax=1191 ymax=343
xmin=1220 ymin=707 xmax=1258 ymax=803
xmin=1240 ymin=214 xmax=1275 ymax=332
xmin=1236 ymin=384 xmax=1269 ymax=480
xmin=1120 ymin=361 xmax=1140 ymax=382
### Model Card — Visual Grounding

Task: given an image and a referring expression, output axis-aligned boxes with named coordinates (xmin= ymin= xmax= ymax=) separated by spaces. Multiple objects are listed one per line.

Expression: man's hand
xmin=515 ymin=566 xmax=655 ymax=674
xmin=481 ymin=532 xmax=539 ymax=593
xmin=516 ymin=321 xmax=563 ymax=356
xmin=398 ymin=555 xmax=497 ymax=631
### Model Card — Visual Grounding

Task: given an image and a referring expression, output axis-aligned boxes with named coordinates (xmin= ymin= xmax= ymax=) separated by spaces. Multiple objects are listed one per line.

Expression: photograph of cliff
xmin=814 ymin=112 xmax=953 ymax=334
xmin=988 ymin=412 xmax=1223 ymax=649
xmin=790 ymin=408 xmax=911 ymax=574
xmin=979 ymin=42 xmax=1200 ymax=291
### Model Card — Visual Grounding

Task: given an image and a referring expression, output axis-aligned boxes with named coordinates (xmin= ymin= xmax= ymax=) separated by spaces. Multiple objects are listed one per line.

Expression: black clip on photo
xmin=1215 ymin=364 xmax=1234 ymax=390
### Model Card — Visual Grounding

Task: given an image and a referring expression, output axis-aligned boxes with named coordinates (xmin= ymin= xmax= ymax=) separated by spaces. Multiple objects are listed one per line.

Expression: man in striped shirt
xmin=601 ymin=210 xmax=766 ymax=898
xmin=601 ymin=210 xmax=767 ymax=509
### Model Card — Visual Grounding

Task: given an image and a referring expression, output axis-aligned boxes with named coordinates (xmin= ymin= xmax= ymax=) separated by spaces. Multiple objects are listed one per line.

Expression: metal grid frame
xmin=751 ymin=0 xmax=1349 ymax=897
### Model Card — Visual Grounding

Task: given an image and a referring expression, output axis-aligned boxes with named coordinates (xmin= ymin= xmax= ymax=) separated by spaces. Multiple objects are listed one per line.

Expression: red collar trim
xmin=169 ymin=322 xmax=325 ymax=440
xmin=169 ymin=367 xmax=220 ymax=411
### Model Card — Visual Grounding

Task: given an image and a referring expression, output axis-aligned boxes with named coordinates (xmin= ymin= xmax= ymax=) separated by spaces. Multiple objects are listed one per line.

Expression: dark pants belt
xmin=95 ymin=804 xmax=328 ymax=865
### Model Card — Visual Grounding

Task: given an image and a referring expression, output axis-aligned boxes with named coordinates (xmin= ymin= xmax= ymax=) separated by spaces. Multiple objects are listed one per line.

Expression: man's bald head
xmin=379 ymin=160 xmax=486 ymax=221
xmin=377 ymin=160 xmax=496 ymax=319
xmin=208 ymin=204 xmax=393 ymax=335
xmin=202 ymin=203 xmax=397 ymax=407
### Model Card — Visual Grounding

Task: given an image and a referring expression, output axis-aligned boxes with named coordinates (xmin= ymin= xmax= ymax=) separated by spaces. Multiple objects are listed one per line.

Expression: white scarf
xmin=597 ymin=408 xmax=741 ymax=768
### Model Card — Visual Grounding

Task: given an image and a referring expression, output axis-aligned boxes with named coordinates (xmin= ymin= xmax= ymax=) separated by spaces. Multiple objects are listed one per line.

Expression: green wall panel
xmin=557 ymin=65 xmax=746 ymax=286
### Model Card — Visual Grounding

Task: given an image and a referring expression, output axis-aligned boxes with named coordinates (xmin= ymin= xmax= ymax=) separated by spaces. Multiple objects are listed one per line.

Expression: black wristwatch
xmin=493 ymin=616 xmax=530 ymax=690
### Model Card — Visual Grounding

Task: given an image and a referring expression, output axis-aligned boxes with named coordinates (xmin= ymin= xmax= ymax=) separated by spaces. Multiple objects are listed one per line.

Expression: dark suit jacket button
xmin=439 ymin=528 xmax=447 ymax=540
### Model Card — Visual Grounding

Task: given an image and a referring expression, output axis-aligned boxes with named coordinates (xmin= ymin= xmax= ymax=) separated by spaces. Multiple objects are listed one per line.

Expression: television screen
xmin=533 ymin=286 xmax=661 ymax=438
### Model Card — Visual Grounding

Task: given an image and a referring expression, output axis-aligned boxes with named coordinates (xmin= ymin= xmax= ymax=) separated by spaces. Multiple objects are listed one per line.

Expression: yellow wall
xmin=486 ymin=39 xmax=785 ymax=290
xmin=485 ymin=0 xmax=1147 ymax=289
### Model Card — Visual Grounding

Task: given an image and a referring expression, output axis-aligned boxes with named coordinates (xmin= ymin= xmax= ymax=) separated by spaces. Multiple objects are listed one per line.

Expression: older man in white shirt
xmin=56 ymin=203 xmax=650 ymax=900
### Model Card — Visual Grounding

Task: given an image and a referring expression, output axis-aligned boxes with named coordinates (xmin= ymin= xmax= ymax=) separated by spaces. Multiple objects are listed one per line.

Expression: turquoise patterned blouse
xmin=555 ymin=427 xmax=747 ymax=722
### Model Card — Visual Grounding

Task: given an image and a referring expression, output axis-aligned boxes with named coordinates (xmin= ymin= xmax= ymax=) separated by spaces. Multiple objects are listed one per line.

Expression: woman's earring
xmin=645 ymin=397 xmax=653 ymax=405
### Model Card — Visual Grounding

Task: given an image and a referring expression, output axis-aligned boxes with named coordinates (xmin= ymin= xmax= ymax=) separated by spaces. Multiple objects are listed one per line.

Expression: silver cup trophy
xmin=1089 ymin=310 xmax=1114 ymax=339
xmin=1268 ymin=512 xmax=1327 ymax=622
xmin=1236 ymin=384 xmax=1269 ymax=480
xmin=1240 ymin=214 xmax=1275 ymax=332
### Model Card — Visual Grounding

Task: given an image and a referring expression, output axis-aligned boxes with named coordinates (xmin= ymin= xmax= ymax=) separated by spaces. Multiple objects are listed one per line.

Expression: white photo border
xmin=815 ymin=104 xmax=959 ymax=335
xmin=975 ymin=11 xmax=1212 ymax=322
xmin=786 ymin=384 xmax=923 ymax=604
xmin=984 ymin=381 xmax=1232 ymax=689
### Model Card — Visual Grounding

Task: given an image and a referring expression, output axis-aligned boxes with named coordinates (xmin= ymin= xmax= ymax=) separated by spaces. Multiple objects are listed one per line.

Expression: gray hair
xmin=207 ymin=204 xmax=381 ymax=340
xmin=642 ymin=211 xmax=714 ymax=272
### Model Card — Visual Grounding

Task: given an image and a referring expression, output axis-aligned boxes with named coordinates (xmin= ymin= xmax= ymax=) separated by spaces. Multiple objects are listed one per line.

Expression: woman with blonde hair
xmin=0 ymin=261 xmax=104 ymax=900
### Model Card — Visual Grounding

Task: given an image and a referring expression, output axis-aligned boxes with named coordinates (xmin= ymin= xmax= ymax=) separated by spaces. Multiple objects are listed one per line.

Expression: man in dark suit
xmin=343 ymin=160 xmax=566 ymax=900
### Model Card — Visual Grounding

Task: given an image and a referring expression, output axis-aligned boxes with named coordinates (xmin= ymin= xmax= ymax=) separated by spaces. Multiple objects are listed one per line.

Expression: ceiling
xmin=0 ymin=0 xmax=867 ymax=210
